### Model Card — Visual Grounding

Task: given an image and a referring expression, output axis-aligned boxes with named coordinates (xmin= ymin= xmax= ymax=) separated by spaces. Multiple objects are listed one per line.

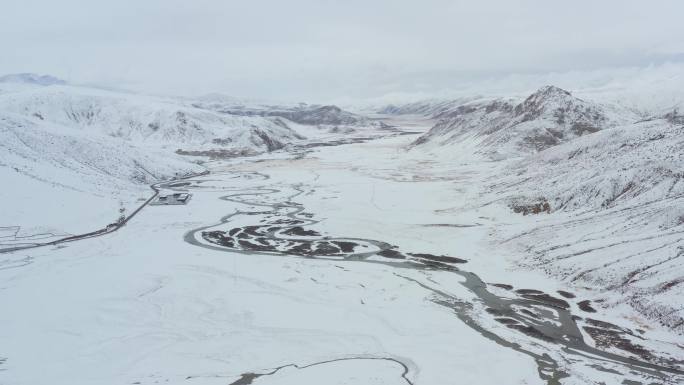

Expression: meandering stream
xmin=170 ymin=171 xmax=683 ymax=385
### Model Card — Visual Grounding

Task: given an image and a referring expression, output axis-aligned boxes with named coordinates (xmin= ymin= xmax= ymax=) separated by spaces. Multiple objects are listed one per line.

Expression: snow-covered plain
xmin=1 ymin=78 xmax=683 ymax=384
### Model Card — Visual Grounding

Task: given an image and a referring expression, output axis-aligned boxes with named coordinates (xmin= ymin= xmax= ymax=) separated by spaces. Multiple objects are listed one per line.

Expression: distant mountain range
xmin=193 ymin=99 xmax=368 ymax=127
xmin=0 ymin=73 xmax=66 ymax=86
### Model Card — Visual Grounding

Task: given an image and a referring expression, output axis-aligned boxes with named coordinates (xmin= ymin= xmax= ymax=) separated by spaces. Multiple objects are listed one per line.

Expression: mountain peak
xmin=534 ymin=85 xmax=572 ymax=97
xmin=0 ymin=73 xmax=66 ymax=86
xmin=515 ymin=85 xmax=580 ymax=120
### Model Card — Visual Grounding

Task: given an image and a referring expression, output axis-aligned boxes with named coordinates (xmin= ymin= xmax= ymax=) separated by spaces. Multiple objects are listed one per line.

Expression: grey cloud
xmin=2 ymin=0 xmax=683 ymax=101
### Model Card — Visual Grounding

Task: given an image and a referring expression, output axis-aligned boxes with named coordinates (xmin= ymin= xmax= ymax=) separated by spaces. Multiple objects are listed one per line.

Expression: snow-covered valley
xmin=1 ymin=78 xmax=683 ymax=385
xmin=0 ymin=81 xmax=379 ymax=250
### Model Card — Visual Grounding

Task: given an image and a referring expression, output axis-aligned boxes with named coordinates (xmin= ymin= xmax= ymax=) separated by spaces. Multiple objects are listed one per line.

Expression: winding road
xmin=0 ymin=171 xmax=209 ymax=254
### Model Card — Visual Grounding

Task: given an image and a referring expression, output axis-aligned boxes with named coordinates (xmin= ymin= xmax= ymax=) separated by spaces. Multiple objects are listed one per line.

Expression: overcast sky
xmin=2 ymin=0 xmax=683 ymax=101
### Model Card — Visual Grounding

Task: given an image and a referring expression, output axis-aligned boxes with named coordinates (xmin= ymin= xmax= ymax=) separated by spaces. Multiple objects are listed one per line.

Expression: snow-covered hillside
xmin=378 ymin=97 xmax=479 ymax=117
xmin=194 ymin=97 xmax=376 ymax=133
xmin=384 ymin=86 xmax=684 ymax=334
xmin=0 ymin=110 xmax=204 ymax=247
xmin=483 ymin=117 xmax=684 ymax=331
xmin=495 ymin=118 xmax=683 ymax=212
xmin=411 ymin=86 xmax=636 ymax=157
xmin=0 ymin=83 xmax=305 ymax=155
xmin=0 ymin=73 xmax=66 ymax=86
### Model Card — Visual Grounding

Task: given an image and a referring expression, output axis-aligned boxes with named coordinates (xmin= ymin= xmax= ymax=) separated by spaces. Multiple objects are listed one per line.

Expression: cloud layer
xmin=2 ymin=0 xmax=683 ymax=100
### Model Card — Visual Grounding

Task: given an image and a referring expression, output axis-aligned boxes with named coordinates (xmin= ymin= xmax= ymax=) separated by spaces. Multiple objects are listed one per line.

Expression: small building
xmin=151 ymin=193 xmax=192 ymax=206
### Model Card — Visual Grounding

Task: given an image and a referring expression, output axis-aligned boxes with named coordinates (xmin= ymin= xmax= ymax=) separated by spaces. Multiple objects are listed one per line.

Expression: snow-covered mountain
xmin=0 ymin=73 xmax=66 ymax=86
xmin=226 ymin=104 xmax=364 ymax=125
xmin=411 ymin=86 xmax=636 ymax=156
xmin=0 ymin=111 xmax=201 ymax=190
xmin=0 ymin=83 xmax=304 ymax=155
xmin=496 ymin=118 xmax=683 ymax=212
xmin=369 ymin=84 xmax=684 ymax=334
xmin=392 ymin=86 xmax=684 ymax=333
xmin=194 ymin=97 xmax=372 ymax=132
xmin=483 ymin=116 xmax=684 ymax=331
xmin=0 ymin=109 xmax=204 ymax=242
xmin=378 ymin=97 xmax=478 ymax=117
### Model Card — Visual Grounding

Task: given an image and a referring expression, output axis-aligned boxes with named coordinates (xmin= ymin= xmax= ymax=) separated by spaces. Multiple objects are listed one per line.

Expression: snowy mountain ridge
xmin=0 ymin=83 xmax=305 ymax=153
xmin=0 ymin=73 xmax=66 ymax=86
xmin=0 ymin=109 xmax=204 ymax=239
xmin=411 ymin=85 xmax=637 ymax=156
xmin=486 ymin=116 xmax=684 ymax=332
xmin=196 ymin=102 xmax=370 ymax=131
